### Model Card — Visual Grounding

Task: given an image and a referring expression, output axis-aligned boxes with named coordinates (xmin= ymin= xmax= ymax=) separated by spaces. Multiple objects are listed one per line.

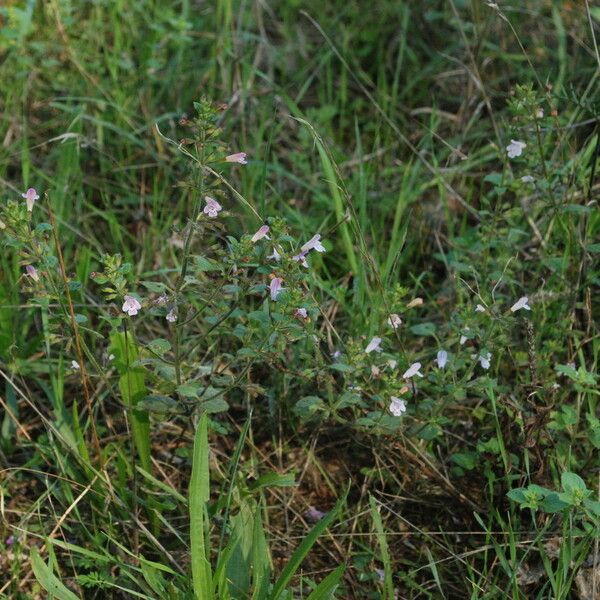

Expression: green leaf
xmin=270 ymin=493 xmax=346 ymax=599
xmin=199 ymin=397 xmax=229 ymax=414
xmin=293 ymin=396 xmax=326 ymax=420
xmin=31 ymin=548 xmax=80 ymax=600
xmin=137 ymin=395 xmax=179 ymax=413
xmin=147 ymin=338 xmax=171 ymax=356
xmin=189 ymin=413 xmax=212 ymax=599
xmin=140 ymin=281 xmax=167 ymax=293
xmin=248 ymin=472 xmax=296 ymax=492
xmin=305 ymin=565 xmax=344 ymax=600
xmin=451 ymin=452 xmax=478 ymax=470
xmin=409 ymin=322 xmax=436 ymax=336
xmin=109 ymin=331 xmax=151 ymax=473
xmin=561 ymin=472 xmax=587 ymax=494
xmin=177 ymin=383 xmax=201 ymax=398
xmin=506 ymin=488 xmax=527 ymax=503
xmin=541 ymin=493 xmax=570 ymax=513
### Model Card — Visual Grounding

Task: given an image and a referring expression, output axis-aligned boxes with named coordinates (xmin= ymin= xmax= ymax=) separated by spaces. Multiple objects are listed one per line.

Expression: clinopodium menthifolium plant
xmin=1 ymin=2 xmax=600 ymax=599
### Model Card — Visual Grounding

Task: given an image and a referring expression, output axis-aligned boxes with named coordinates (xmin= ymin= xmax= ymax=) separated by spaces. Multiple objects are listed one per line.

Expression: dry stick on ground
xmin=46 ymin=195 xmax=103 ymax=466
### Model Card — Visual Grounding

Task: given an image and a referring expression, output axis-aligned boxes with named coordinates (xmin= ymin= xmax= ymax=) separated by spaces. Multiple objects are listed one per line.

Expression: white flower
xmin=332 ymin=350 xmax=341 ymax=359
xmin=269 ymin=277 xmax=284 ymax=301
xmin=371 ymin=365 xmax=380 ymax=377
xmin=475 ymin=304 xmax=486 ymax=313
xmin=203 ymin=196 xmax=222 ymax=218
xmin=122 ymin=295 xmax=142 ymax=316
xmin=521 ymin=175 xmax=535 ymax=184
xmin=536 ymin=108 xmax=544 ymax=119
xmin=402 ymin=362 xmax=423 ymax=379
xmin=478 ymin=352 xmax=492 ymax=370
xmin=251 ymin=225 xmax=270 ymax=242
xmin=268 ymin=247 xmax=281 ymax=261
xmin=510 ymin=296 xmax=531 ymax=312
xmin=21 ymin=188 xmax=39 ymax=211
xmin=365 ymin=337 xmax=382 ymax=353
xmin=387 ymin=313 xmax=402 ymax=329
xmin=389 ymin=396 xmax=407 ymax=417
xmin=71 ymin=360 xmax=80 ymax=370
xmin=506 ymin=140 xmax=526 ymax=158
xmin=295 ymin=307 xmax=308 ymax=319
xmin=387 ymin=359 xmax=398 ymax=370
xmin=301 ymin=234 xmax=326 ymax=254
xmin=436 ymin=350 xmax=448 ymax=369
xmin=292 ymin=252 xmax=309 ymax=268
xmin=166 ymin=308 xmax=177 ymax=323
xmin=460 ymin=327 xmax=470 ymax=345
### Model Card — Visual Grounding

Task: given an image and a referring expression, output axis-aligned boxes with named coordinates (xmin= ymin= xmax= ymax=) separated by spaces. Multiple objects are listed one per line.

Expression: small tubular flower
xmin=389 ymin=396 xmax=407 ymax=417
xmin=402 ymin=362 xmax=423 ymax=379
xmin=251 ymin=225 xmax=270 ymax=242
xmin=225 ymin=152 xmax=247 ymax=164
xmin=387 ymin=313 xmax=402 ymax=329
xmin=506 ymin=140 xmax=526 ymax=158
xmin=436 ymin=349 xmax=448 ymax=369
xmin=203 ymin=196 xmax=222 ymax=218
xmin=25 ymin=265 xmax=40 ymax=282
xmin=510 ymin=296 xmax=531 ymax=312
xmin=269 ymin=277 xmax=284 ymax=301
xmin=365 ymin=336 xmax=382 ymax=353
xmin=21 ymin=188 xmax=39 ymax=211
xmin=122 ymin=295 xmax=142 ymax=316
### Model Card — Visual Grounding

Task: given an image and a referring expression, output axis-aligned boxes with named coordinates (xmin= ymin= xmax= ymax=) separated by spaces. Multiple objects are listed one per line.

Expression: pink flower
xmin=365 ymin=337 xmax=382 ymax=353
xmin=122 ymin=295 xmax=142 ymax=316
xmin=292 ymin=252 xmax=309 ymax=268
xmin=21 ymin=188 xmax=39 ymax=212
xmin=301 ymin=234 xmax=326 ymax=254
xmin=269 ymin=277 xmax=284 ymax=301
xmin=25 ymin=265 xmax=40 ymax=282
xmin=203 ymin=196 xmax=222 ymax=218
xmin=225 ymin=152 xmax=248 ymax=164
xmin=295 ymin=307 xmax=308 ymax=319
xmin=402 ymin=362 xmax=423 ymax=379
xmin=304 ymin=507 xmax=327 ymax=522
xmin=251 ymin=225 xmax=270 ymax=242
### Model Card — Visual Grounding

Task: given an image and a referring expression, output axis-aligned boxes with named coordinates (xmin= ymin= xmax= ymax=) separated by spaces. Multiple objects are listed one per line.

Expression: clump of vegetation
xmin=1 ymin=1 xmax=599 ymax=598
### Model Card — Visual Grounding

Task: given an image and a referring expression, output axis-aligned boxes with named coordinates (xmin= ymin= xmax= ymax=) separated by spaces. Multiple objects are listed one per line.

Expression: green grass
xmin=1 ymin=1 xmax=600 ymax=598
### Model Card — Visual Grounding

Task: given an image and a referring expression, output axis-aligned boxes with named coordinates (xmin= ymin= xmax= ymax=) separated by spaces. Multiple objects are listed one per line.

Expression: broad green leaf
xmin=31 ymin=548 xmax=80 ymax=600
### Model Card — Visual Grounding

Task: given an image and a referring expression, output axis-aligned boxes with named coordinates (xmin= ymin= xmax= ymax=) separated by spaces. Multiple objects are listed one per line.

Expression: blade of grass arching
xmin=305 ymin=565 xmax=344 ymax=600
xmin=270 ymin=492 xmax=346 ymax=600
xmin=30 ymin=547 xmax=80 ymax=600
xmin=295 ymin=117 xmax=358 ymax=275
xmin=369 ymin=496 xmax=394 ymax=600
xmin=189 ymin=412 xmax=212 ymax=600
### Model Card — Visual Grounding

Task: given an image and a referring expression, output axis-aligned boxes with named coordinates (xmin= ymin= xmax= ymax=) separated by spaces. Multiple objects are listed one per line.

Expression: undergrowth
xmin=1 ymin=1 xmax=599 ymax=598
